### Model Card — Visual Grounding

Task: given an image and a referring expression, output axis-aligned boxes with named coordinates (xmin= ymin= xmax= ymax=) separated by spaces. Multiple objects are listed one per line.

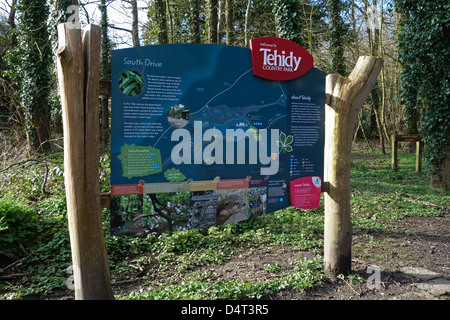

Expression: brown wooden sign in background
xmin=391 ymin=134 xmax=424 ymax=172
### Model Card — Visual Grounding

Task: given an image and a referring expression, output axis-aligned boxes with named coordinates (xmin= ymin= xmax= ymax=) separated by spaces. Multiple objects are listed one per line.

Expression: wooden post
xmin=324 ymin=56 xmax=383 ymax=277
xmin=416 ymin=140 xmax=423 ymax=173
xmin=57 ymin=23 xmax=114 ymax=300
xmin=391 ymin=134 xmax=423 ymax=172
xmin=391 ymin=134 xmax=398 ymax=171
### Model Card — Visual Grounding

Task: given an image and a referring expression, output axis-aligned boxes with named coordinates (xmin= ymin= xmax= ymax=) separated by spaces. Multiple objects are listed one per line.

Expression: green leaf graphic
xmin=279 ymin=131 xmax=293 ymax=153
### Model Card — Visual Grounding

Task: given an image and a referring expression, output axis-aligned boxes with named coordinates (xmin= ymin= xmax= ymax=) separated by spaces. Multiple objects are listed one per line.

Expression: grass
xmin=122 ymin=258 xmax=324 ymax=300
xmin=0 ymin=145 xmax=448 ymax=300
xmin=350 ymin=150 xmax=448 ymax=232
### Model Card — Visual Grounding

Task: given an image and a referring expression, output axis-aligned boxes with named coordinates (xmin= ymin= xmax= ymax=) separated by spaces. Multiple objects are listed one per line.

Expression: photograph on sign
xmin=110 ymin=38 xmax=325 ymax=236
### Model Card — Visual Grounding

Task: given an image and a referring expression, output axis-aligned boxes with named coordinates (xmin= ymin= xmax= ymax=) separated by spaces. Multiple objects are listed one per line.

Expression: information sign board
xmin=110 ymin=39 xmax=325 ymax=235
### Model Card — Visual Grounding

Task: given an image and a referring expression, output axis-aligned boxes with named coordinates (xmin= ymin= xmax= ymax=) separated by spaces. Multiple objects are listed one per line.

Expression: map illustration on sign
xmin=110 ymin=39 xmax=325 ymax=236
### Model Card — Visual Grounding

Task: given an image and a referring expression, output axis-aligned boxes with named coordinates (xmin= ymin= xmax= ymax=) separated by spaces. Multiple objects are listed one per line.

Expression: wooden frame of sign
xmin=59 ymin=25 xmax=384 ymax=296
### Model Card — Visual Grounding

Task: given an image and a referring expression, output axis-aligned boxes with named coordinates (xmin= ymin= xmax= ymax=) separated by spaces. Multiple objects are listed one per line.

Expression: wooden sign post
xmin=391 ymin=134 xmax=423 ymax=172
xmin=324 ymin=56 xmax=383 ymax=277
xmin=56 ymin=23 xmax=114 ymax=300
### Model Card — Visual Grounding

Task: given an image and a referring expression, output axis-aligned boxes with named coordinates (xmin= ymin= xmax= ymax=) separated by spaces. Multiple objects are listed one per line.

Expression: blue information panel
xmin=110 ymin=43 xmax=325 ymax=235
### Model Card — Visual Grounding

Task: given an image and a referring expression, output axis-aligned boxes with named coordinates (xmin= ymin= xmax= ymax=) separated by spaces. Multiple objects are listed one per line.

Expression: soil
xmin=268 ymin=212 xmax=450 ymax=300
xmin=203 ymin=211 xmax=450 ymax=301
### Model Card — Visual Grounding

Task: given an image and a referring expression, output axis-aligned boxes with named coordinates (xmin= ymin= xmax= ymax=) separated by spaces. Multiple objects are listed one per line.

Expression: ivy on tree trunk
xmin=327 ymin=0 xmax=346 ymax=76
xmin=16 ymin=0 xmax=52 ymax=152
xmin=273 ymin=0 xmax=303 ymax=46
xmin=396 ymin=0 xmax=450 ymax=190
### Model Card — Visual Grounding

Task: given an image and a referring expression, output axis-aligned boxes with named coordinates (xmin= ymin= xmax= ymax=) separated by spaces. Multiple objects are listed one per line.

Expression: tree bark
xmin=431 ymin=132 xmax=450 ymax=191
xmin=190 ymin=0 xmax=201 ymax=43
xmin=155 ymin=0 xmax=168 ymax=44
xmin=324 ymin=56 xmax=383 ymax=277
xmin=208 ymin=0 xmax=218 ymax=44
xmin=165 ymin=0 xmax=174 ymax=43
xmin=99 ymin=0 xmax=111 ymax=146
xmin=244 ymin=0 xmax=251 ymax=47
xmin=217 ymin=0 xmax=224 ymax=44
xmin=131 ymin=0 xmax=140 ymax=46
xmin=440 ymin=136 xmax=450 ymax=191
xmin=225 ymin=0 xmax=233 ymax=45
xmin=56 ymin=23 xmax=114 ymax=300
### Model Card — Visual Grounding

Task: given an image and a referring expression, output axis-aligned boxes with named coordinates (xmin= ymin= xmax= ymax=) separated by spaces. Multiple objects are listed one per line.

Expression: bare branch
xmin=0 ymin=159 xmax=50 ymax=194
xmin=109 ymin=25 xmax=132 ymax=33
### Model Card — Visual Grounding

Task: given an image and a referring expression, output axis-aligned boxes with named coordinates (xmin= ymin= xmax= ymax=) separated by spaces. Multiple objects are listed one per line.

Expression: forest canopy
xmin=0 ymin=0 xmax=448 ymax=189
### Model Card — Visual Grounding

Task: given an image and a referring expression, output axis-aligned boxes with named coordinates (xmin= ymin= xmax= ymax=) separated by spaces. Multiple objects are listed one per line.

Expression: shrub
xmin=0 ymin=196 xmax=39 ymax=253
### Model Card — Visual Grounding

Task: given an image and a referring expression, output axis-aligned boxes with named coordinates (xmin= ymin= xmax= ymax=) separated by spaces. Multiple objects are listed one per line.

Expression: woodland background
xmin=0 ymin=0 xmax=448 ymax=189
xmin=0 ymin=0 xmax=449 ymax=300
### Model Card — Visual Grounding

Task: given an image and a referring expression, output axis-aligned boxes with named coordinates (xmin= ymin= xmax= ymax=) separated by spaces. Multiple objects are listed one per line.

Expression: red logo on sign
xmin=250 ymin=37 xmax=314 ymax=81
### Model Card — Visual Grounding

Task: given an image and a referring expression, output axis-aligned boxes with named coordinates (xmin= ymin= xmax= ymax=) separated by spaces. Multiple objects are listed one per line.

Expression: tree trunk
xmin=190 ymin=0 xmax=201 ymax=43
xmin=273 ymin=0 xmax=303 ymax=45
xmin=56 ymin=23 xmax=114 ymax=300
xmin=372 ymin=91 xmax=385 ymax=153
xmin=328 ymin=0 xmax=346 ymax=76
xmin=34 ymin=95 xmax=49 ymax=150
xmin=364 ymin=1 xmax=380 ymax=139
xmin=378 ymin=0 xmax=390 ymax=145
xmin=324 ymin=56 xmax=383 ymax=277
xmin=18 ymin=0 xmax=53 ymax=152
xmin=7 ymin=0 xmax=17 ymax=44
xmin=166 ymin=0 xmax=175 ymax=43
xmin=430 ymin=132 xmax=450 ymax=191
xmin=440 ymin=137 xmax=450 ymax=191
xmin=155 ymin=0 xmax=168 ymax=44
xmin=99 ymin=0 xmax=111 ymax=146
xmin=217 ymin=0 xmax=224 ymax=44
xmin=208 ymin=0 xmax=218 ymax=44
xmin=225 ymin=0 xmax=233 ymax=45
xmin=131 ymin=0 xmax=140 ymax=46
xmin=244 ymin=0 xmax=251 ymax=47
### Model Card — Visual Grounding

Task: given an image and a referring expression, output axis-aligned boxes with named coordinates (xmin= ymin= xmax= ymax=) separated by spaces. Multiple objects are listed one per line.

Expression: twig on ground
xmin=0 ymin=241 xmax=53 ymax=274
xmin=342 ymin=278 xmax=361 ymax=297
xmin=0 ymin=158 xmax=50 ymax=194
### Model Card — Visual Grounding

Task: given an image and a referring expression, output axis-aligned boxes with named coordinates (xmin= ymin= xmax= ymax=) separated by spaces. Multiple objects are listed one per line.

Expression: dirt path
xmin=267 ymin=212 xmax=450 ymax=300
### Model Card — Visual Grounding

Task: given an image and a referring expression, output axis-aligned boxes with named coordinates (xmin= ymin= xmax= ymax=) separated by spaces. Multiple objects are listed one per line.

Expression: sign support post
xmin=323 ymin=56 xmax=383 ymax=277
xmin=57 ymin=23 xmax=114 ymax=300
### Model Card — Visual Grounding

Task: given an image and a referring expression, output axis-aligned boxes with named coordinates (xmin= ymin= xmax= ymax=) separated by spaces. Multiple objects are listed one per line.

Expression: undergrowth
xmin=0 ymin=146 xmax=448 ymax=300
